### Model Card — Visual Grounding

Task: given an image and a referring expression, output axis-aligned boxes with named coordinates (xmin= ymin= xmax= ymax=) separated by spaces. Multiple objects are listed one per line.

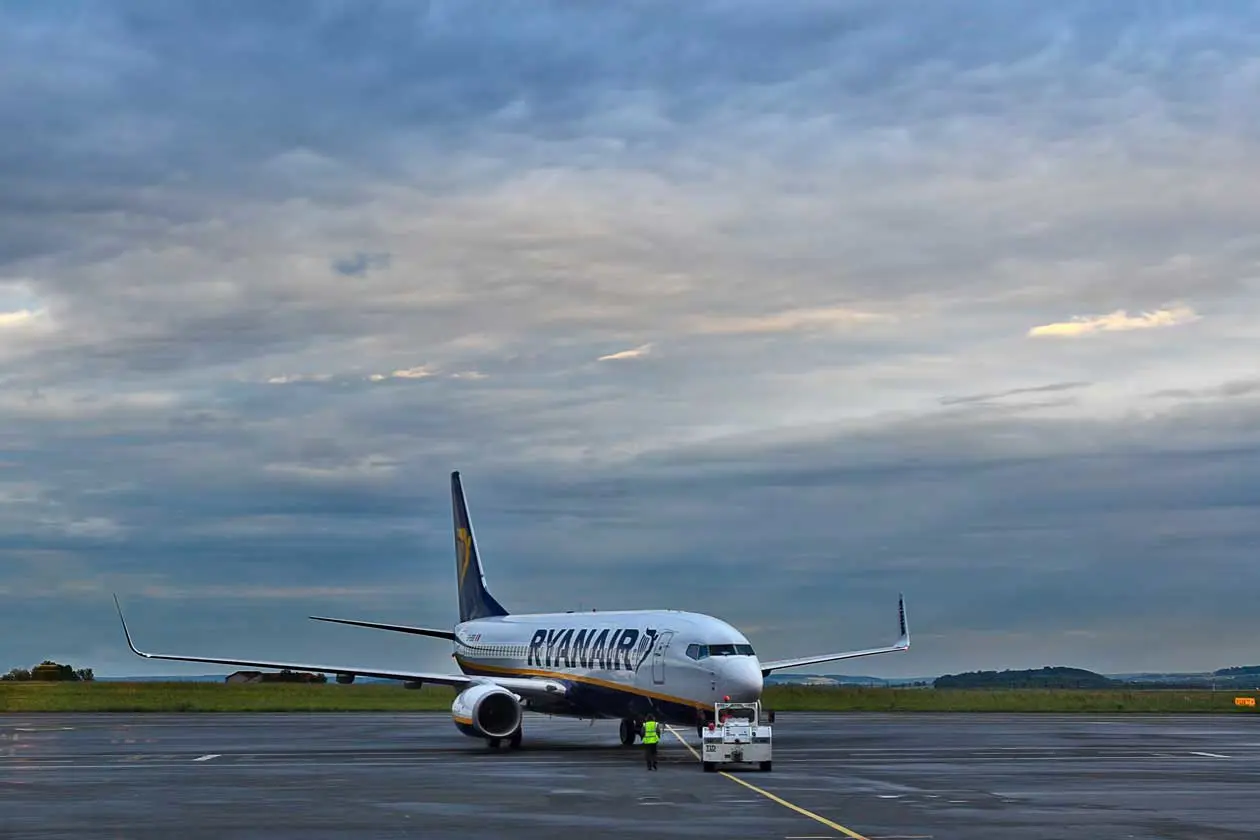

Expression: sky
xmin=2 ymin=0 xmax=1259 ymax=680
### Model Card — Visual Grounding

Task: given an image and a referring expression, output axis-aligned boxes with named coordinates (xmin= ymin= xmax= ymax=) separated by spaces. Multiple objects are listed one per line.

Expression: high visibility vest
xmin=642 ymin=721 xmax=659 ymax=744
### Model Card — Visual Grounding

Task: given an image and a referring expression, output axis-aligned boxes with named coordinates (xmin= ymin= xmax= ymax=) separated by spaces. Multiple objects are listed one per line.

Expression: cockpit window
xmin=687 ymin=643 xmax=754 ymax=659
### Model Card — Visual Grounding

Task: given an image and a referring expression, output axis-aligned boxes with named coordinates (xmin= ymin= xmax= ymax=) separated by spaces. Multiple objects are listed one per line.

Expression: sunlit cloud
xmin=369 ymin=365 xmax=436 ymax=381
xmin=691 ymin=306 xmax=893 ymax=336
xmin=598 ymin=343 xmax=652 ymax=361
xmin=1028 ymin=305 xmax=1200 ymax=338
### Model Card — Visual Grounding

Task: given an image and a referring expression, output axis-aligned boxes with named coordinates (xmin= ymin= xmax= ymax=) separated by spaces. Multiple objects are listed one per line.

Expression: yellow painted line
xmin=666 ymin=726 xmax=702 ymax=760
xmin=723 ymin=774 xmax=872 ymax=840
xmin=665 ymin=727 xmax=871 ymax=840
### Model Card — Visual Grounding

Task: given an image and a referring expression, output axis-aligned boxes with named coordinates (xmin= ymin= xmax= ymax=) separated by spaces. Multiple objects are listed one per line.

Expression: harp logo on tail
xmin=457 ymin=527 xmax=473 ymax=580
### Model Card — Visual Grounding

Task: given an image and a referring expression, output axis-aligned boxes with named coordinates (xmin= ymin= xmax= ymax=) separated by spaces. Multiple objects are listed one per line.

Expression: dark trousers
xmin=644 ymin=742 xmax=658 ymax=769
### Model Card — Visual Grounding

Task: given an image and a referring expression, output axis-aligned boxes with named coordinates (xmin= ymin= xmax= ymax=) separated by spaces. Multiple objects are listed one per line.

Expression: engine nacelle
xmin=451 ymin=683 xmax=522 ymax=740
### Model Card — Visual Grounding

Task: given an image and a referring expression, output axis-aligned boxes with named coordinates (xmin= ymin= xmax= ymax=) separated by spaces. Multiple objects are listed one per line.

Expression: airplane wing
xmin=758 ymin=594 xmax=910 ymax=676
xmin=112 ymin=596 xmax=568 ymax=702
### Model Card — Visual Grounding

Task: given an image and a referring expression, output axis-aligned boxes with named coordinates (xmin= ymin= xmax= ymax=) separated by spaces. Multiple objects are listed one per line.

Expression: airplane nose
xmin=719 ymin=657 xmax=763 ymax=702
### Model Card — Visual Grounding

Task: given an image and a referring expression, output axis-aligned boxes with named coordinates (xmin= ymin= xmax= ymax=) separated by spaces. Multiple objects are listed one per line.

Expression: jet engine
xmin=451 ymin=683 xmax=522 ymax=741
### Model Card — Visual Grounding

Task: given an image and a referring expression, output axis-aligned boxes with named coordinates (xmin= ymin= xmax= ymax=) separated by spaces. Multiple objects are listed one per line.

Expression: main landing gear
xmin=619 ymin=718 xmax=640 ymax=746
xmin=486 ymin=727 xmax=524 ymax=750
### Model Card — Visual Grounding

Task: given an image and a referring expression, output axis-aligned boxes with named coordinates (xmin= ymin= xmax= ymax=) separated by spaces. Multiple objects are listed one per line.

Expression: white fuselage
xmin=450 ymin=608 xmax=763 ymax=725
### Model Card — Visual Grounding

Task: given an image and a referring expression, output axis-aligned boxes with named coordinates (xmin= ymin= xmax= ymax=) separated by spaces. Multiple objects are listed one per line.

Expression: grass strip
xmin=3 ymin=683 xmax=1257 ymax=713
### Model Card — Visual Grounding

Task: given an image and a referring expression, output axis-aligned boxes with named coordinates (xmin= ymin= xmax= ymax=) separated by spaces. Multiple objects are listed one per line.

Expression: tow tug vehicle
xmin=700 ymin=698 xmax=773 ymax=772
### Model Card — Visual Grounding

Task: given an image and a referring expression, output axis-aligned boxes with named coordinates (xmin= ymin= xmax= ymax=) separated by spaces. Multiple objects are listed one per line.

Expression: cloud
xmin=0 ymin=308 xmax=41 ymax=328
xmin=598 ymin=344 xmax=652 ymax=361
xmin=690 ymin=306 xmax=894 ymax=336
xmin=266 ymin=373 xmax=333 ymax=385
xmin=1150 ymin=378 xmax=1260 ymax=401
xmin=1027 ymin=305 xmax=1201 ymax=338
xmin=268 ymin=366 xmax=484 ymax=385
xmin=263 ymin=455 xmax=397 ymax=484
xmin=332 ymin=251 xmax=392 ymax=277
xmin=58 ymin=517 xmax=126 ymax=540
xmin=369 ymin=365 xmax=437 ymax=381
xmin=3 ymin=1 xmax=1260 ymax=679
xmin=940 ymin=381 xmax=1091 ymax=407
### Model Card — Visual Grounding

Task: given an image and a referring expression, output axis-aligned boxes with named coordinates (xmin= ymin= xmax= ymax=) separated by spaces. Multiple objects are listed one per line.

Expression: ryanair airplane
xmin=114 ymin=471 xmax=910 ymax=749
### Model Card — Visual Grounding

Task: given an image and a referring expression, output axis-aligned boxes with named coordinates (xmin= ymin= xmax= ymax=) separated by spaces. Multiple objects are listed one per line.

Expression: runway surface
xmin=2 ymin=712 xmax=1258 ymax=839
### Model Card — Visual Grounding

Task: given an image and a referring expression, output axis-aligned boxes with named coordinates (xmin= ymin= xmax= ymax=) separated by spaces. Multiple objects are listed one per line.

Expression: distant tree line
xmin=934 ymin=666 xmax=1116 ymax=690
xmin=1214 ymin=665 xmax=1260 ymax=677
xmin=2 ymin=661 xmax=95 ymax=682
xmin=934 ymin=665 xmax=1260 ymax=691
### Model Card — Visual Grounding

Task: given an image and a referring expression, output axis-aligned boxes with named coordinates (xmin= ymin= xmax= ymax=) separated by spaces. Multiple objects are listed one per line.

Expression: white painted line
xmin=1190 ymin=751 xmax=1229 ymax=759
xmin=192 ymin=754 xmax=221 ymax=762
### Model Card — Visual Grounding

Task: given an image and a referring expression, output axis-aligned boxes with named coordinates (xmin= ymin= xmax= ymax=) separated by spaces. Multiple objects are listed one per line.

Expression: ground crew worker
xmin=642 ymin=713 xmax=660 ymax=770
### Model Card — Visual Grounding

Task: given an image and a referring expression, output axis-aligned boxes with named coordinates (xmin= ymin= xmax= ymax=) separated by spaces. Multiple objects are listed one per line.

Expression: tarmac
xmin=2 ymin=712 xmax=1258 ymax=839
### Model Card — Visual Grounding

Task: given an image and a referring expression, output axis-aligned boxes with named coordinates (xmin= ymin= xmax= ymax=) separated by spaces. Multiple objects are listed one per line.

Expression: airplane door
xmin=651 ymin=631 xmax=674 ymax=685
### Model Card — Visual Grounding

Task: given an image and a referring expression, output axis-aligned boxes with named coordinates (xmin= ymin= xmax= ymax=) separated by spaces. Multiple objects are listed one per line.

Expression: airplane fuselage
xmin=450 ymin=609 xmax=763 ymax=728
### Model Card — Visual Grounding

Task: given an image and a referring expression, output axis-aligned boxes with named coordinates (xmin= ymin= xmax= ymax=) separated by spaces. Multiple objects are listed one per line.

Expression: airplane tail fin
xmin=451 ymin=471 xmax=509 ymax=623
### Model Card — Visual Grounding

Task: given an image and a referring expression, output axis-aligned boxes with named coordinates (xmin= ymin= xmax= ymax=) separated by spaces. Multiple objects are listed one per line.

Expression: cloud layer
xmin=2 ymin=0 xmax=1260 ymax=678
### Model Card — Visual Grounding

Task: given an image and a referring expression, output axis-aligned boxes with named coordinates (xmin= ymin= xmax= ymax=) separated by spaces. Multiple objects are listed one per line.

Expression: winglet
xmin=113 ymin=594 xmax=149 ymax=659
xmin=896 ymin=593 xmax=910 ymax=649
xmin=757 ymin=592 xmax=912 ymax=676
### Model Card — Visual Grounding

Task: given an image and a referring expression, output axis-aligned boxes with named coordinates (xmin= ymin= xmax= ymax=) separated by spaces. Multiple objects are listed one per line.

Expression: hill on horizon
xmin=934 ymin=666 xmax=1117 ymax=690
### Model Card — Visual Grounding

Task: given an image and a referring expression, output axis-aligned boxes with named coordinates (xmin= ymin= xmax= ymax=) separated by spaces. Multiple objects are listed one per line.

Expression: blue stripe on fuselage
xmin=454 ymin=657 xmax=704 ymax=727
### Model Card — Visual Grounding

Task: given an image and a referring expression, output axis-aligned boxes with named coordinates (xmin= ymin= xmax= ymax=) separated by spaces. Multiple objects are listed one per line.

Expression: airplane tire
xmin=760 ymin=761 xmax=772 ymax=772
xmin=486 ymin=737 xmax=501 ymax=749
xmin=509 ymin=728 xmax=523 ymax=750
xmin=702 ymin=761 xmax=715 ymax=772
xmin=619 ymin=719 xmax=636 ymax=746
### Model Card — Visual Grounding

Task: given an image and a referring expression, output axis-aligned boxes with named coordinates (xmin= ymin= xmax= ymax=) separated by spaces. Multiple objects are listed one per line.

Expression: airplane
xmin=114 ymin=470 xmax=910 ymax=749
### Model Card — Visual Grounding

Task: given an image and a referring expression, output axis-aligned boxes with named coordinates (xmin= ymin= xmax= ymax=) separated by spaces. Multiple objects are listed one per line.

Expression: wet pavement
xmin=2 ymin=712 xmax=1258 ymax=839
